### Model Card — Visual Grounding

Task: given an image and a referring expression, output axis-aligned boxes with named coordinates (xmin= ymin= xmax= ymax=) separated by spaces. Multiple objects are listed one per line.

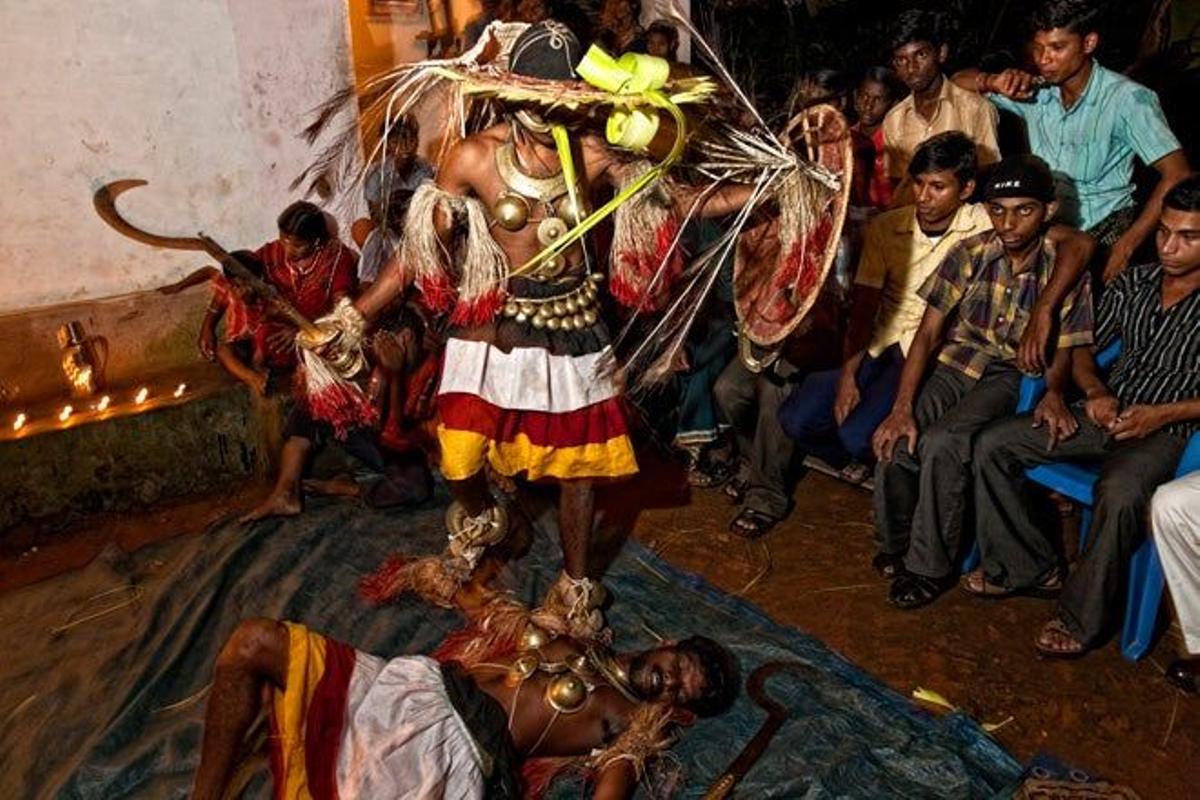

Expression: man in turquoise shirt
xmin=954 ymin=0 xmax=1189 ymax=283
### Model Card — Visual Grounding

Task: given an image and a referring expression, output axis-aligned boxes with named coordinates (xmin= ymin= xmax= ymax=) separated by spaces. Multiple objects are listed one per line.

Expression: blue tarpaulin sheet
xmin=0 ymin=490 xmax=1021 ymax=798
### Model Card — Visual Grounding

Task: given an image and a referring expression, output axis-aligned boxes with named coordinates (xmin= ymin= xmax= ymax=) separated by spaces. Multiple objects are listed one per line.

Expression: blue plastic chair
xmin=1005 ymin=340 xmax=1200 ymax=660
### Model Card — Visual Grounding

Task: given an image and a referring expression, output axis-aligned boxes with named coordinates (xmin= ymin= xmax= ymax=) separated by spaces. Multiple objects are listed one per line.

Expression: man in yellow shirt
xmin=780 ymin=133 xmax=988 ymax=497
xmin=882 ymin=10 xmax=999 ymax=206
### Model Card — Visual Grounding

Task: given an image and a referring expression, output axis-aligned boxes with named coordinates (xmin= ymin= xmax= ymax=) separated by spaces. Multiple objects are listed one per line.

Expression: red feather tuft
xmin=417 ymin=274 xmax=457 ymax=313
xmin=521 ymin=757 xmax=582 ymax=800
xmin=611 ymin=219 xmax=683 ymax=311
xmin=304 ymin=380 xmax=379 ymax=440
xmin=449 ymin=289 xmax=505 ymax=326
xmin=359 ymin=554 xmax=411 ymax=605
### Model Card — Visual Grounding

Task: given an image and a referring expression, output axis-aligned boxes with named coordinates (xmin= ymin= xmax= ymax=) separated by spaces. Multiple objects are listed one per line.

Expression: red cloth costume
xmin=254 ymin=239 xmax=359 ymax=368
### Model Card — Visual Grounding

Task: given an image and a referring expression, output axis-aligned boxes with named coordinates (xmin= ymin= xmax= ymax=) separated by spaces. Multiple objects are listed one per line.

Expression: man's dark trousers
xmin=973 ymin=410 xmax=1184 ymax=645
xmin=874 ymin=362 xmax=1022 ymax=576
xmin=778 ymin=344 xmax=904 ymax=465
xmin=713 ymin=355 xmax=799 ymax=521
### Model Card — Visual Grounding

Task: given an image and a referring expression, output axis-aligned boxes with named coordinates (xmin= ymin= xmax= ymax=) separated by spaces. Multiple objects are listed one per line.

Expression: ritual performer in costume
xmin=191 ymin=602 xmax=738 ymax=799
xmin=253 ymin=201 xmax=358 ymax=371
xmin=298 ymin=17 xmax=844 ymax=638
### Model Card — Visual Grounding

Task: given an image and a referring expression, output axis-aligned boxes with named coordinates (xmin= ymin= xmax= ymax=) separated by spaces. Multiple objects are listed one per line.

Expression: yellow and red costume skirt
xmin=435 ymin=330 xmax=638 ymax=482
xmin=268 ymin=622 xmax=509 ymax=799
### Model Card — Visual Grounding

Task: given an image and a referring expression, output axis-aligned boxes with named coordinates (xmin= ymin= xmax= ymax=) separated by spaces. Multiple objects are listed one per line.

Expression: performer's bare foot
xmin=239 ymin=492 xmax=302 ymax=523
xmin=302 ymin=475 xmax=361 ymax=498
xmin=532 ymin=571 xmax=610 ymax=642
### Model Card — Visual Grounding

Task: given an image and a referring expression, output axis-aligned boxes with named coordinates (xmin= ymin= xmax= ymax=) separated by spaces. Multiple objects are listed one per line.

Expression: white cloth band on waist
xmin=437 ymin=338 xmax=620 ymax=413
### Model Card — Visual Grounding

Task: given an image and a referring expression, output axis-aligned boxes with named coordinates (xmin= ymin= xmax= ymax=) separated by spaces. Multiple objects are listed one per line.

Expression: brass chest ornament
xmin=494 ymin=192 xmax=531 ymax=231
xmin=491 ymin=138 xmax=590 ymax=283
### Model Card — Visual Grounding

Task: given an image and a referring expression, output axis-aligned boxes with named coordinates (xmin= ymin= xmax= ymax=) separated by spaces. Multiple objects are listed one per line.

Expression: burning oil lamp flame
xmin=59 ymin=405 xmax=73 ymax=422
xmin=135 ymin=387 xmax=149 ymax=404
xmin=173 ymin=383 xmax=187 ymax=398
xmin=97 ymin=395 xmax=111 ymax=411
xmin=13 ymin=412 xmax=26 ymax=431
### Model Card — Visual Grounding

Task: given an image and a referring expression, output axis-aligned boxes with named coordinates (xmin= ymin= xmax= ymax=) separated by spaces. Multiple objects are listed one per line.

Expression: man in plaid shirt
xmin=872 ymin=155 xmax=1094 ymax=609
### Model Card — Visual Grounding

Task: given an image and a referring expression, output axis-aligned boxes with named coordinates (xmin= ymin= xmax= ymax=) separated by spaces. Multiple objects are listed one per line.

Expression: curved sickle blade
xmin=93 ymin=179 xmax=217 ymax=255
xmin=702 ymin=661 xmax=818 ymax=799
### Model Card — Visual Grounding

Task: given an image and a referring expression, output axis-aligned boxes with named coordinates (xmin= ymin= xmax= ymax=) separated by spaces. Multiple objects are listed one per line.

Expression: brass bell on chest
xmin=521 ymin=624 xmax=551 ymax=651
xmin=537 ymin=216 xmax=569 ymax=246
xmin=546 ymin=673 xmax=588 ymax=712
xmin=494 ymin=192 xmax=530 ymax=231
xmin=555 ymin=194 xmax=587 ymax=226
xmin=508 ymin=653 xmax=539 ymax=687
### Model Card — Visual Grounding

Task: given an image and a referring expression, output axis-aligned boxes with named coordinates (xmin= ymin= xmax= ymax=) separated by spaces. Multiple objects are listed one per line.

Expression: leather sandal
xmin=1034 ymin=619 xmax=1087 ymax=659
xmin=960 ymin=567 xmax=1063 ymax=600
xmin=729 ymin=507 xmax=779 ymax=540
xmin=888 ymin=572 xmax=955 ymax=610
xmin=871 ymin=552 xmax=905 ymax=579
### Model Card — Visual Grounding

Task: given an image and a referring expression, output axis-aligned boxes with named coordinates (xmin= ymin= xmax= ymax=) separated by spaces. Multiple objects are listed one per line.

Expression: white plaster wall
xmin=0 ymin=0 xmax=356 ymax=312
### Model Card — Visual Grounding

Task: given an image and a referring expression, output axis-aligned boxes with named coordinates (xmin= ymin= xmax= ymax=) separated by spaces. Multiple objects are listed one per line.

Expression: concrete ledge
xmin=0 ymin=284 xmax=284 ymax=531
xmin=0 ymin=383 xmax=282 ymax=531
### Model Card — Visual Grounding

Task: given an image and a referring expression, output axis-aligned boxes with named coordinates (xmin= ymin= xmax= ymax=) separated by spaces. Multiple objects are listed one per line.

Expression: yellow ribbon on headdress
xmin=512 ymin=46 xmax=689 ymax=278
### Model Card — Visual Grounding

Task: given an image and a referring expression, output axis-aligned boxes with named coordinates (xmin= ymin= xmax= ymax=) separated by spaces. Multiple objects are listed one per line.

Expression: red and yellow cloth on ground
xmin=269 ymin=622 xmax=356 ymax=800
xmin=435 ymin=338 xmax=638 ymax=481
xmin=266 ymin=623 xmax=494 ymax=799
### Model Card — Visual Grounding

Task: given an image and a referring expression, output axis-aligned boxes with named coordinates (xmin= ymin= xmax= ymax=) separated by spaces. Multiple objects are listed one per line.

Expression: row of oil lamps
xmin=10 ymin=383 xmax=188 ymax=433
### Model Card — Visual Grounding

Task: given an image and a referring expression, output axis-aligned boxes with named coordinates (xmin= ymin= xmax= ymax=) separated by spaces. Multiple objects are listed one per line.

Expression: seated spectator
xmin=239 ymin=202 xmax=431 ymax=523
xmin=967 ymin=175 xmax=1200 ymax=658
xmin=779 ymin=132 xmax=991 ymax=484
xmin=593 ymin=0 xmax=644 ymax=53
xmin=787 ymin=68 xmax=850 ymax=121
xmin=673 ymin=222 xmax=737 ymax=486
xmin=872 ymin=155 xmax=1094 ymax=605
xmin=254 ymin=201 xmax=359 ymax=371
xmin=196 ymin=251 xmax=282 ymax=397
xmin=1154 ymin=472 xmax=1200 ymax=692
xmin=954 ymin=0 xmax=1190 ymax=282
xmin=851 ymin=66 xmax=906 ymax=211
xmin=645 ymin=18 xmax=680 ymax=63
xmin=353 ymin=114 xmax=434 ymax=285
xmin=883 ymin=9 xmax=999 ymax=206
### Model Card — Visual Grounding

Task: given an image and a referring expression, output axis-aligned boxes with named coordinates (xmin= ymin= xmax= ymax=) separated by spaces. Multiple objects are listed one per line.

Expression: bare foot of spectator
xmin=239 ymin=491 xmax=302 ymax=523
xmin=302 ymin=475 xmax=361 ymax=498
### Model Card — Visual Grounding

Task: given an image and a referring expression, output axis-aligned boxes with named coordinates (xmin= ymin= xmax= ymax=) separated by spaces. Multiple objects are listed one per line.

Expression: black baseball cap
xmin=982 ymin=155 xmax=1056 ymax=203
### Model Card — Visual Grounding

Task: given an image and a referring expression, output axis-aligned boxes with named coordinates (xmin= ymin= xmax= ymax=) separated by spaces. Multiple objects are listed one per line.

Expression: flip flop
xmin=1034 ymin=619 xmax=1087 ymax=660
xmin=723 ymin=477 xmax=749 ymax=504
xmin=960 ymin=567 xmax=1063 ymax=600
xmin=688 ymin=459 xmax=734 ymax=489
xmin=871 ymin=552 xmax=905 ymax=579
xmin=888 ymin=572 xmax=955 ymax=610
xmin=729 ymin=508 xmax=779 ymax=540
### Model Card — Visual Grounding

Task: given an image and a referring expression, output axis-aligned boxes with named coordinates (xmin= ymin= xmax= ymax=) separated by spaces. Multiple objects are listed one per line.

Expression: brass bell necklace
xmin=469 ymin=631 xmax=640 ymax=755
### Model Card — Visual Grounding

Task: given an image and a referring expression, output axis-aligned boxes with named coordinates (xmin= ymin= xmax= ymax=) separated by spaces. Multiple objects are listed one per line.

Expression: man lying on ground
xmin=192 ymin=607 xmax=738 ymax=799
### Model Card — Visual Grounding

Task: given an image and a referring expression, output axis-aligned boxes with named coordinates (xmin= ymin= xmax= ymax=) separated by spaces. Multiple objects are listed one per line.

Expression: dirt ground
xmin=1 ymin=465 xmax=1195 ymax=799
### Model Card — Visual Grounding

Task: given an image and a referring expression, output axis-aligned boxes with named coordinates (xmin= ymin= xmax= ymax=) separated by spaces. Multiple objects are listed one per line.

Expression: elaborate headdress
xmin=509 ymin=20 xmax=581 ymax=79
xmin=297 ymin=5 xmax=851 ymax=387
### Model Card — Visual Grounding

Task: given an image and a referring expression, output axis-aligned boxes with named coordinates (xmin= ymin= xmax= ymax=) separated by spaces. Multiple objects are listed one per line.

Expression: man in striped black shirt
xmin=969 ymin=175 xmax=1200 ymax=658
